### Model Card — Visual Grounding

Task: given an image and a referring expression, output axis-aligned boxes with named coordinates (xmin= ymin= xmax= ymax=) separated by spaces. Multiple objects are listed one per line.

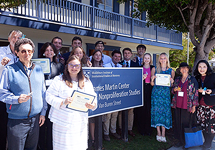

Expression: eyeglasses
xmin=20 ymin=50 xmax=34 ymax=54
xmin=68 ymin=64 xmax=81 ymax=69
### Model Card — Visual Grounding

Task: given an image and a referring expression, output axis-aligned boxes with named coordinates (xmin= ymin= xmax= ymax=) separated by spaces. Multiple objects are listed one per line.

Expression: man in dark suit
xmin=120 ymin=48 xmax=139 ymax=67
xmin=133 ymin=44 xmax=146 ymax=66
xmin=118 ymin=48 xmax=138 ymax=137
xmin=62 ymin=36 xmax=82 ymax=63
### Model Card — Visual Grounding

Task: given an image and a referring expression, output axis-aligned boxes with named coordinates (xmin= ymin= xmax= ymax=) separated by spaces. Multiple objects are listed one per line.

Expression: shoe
xmin=156 ymin=135 xmax=162 ymax=142
xmin=111 ymin=132 xmax=121 ymax=139
xmin=128 ymin=130 xmax=135 ymax=137
xmin=104 ymin=135 xmax=110 ymax=141
xmin=117 ymin=128 xmax=122 ymax=136
xmin=160 ymin=136 xmax=167 ymax=142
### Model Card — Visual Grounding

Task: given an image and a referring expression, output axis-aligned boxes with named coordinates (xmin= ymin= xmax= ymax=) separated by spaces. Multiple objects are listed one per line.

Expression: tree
xmin=120 ymin=0 xmax=215 ymax=69
xmin=0 ymin=0 xmax=27 ymax=9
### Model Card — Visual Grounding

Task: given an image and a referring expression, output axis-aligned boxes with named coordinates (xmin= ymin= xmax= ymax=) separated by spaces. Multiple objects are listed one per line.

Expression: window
xmin=97 ymin=0 xmax=113 ymax=12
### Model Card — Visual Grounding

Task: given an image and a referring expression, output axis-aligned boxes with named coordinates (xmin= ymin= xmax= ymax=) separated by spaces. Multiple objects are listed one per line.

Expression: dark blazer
xmin=62 ymin=52 xmax=70 ymax=63
xmin=120 ymin=60 xmax=139 ymax=67
xmin=195 ymin=73 xmax=215 ymax=106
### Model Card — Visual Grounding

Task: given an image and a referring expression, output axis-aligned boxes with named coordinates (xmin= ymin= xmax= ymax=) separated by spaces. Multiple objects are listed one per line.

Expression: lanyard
xmin=180 ymin=76 xmax=188 ymax=89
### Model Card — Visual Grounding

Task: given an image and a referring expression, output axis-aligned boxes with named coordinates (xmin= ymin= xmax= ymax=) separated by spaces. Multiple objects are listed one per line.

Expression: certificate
xmin=31 ymin=58 xmax=51 ymax=75
xmin=66 ymin=90 xmax=95 ymax=112
xmin=155 ymin=74 xmax=171 ymax=87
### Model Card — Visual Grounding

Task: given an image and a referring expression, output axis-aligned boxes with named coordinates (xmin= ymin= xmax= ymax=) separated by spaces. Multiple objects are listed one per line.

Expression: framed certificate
xmin=31 ymin=58 xmax=51 ymax=75
xmin=155 ymin=74 xmax=171 ymax=87
xmin=66 ymin=90 xmax=96 ymax=112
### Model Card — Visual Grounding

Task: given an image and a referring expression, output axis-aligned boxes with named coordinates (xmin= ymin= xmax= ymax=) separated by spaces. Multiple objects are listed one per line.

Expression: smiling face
xmin=8 ymin=32 xmax=22 ymax=52
xmin=16 ymin=44 xmax=34 ymax=65
xmin=137 ymin=47 xmax=145 ymax=56
xmin=123 ymin=50 xmax=132 ymax=61
xmin=143 ymin=54 xmax=151 ymax=65
xmin=112 ymin=53 xmax=121 ymax=64
xmin=44 ymin=46 xmax=55 ymax=60
xmin=93 ymin=51 xmax=102 ymax=62
xmin=68 ymin=59 xmax=81 ymax=76
xmin=72 ymin=39 xmax=82 ymax=47
xmin=180 ymin=66 xmax=189 ymax=76
xmin=73 ymin=48 xmax=84 ymax=60
xmin=159 ymin=54 xmax=167 ymax=65
xmin=52 ymin=38 xmax=62 ymax=51
xmin=95 ymin=44 xmax=104 ymax=52
xmin=198 ymin=62 xmax=207 ymax=76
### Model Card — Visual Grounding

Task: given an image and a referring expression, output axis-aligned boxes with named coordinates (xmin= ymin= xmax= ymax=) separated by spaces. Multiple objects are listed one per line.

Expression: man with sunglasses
xmin=0 ymin=30 xmax=23 ymax=150
xmin=0 ymin=38 xmax=47 ymax=150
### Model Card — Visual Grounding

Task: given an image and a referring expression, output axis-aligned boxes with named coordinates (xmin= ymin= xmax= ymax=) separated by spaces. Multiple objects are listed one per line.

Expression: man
xmin=118 ymin=48 xmax=139 ymax=137
xmin=51 ymin=36 xmax=65 ymax=64
xmin=103 ymin=50 xmax=122 ymax=141
xmin=134 ymin=44 xmax=146 ymax=66
xmin=90 ymin=41 xmax=112 ymax=65
xmin=0 ymin=38 xmax=47 ymax=150
xmin=63 ymin=36 xmax=82 ymax=63
xmin=0 ymin=30 xmax=23 ymax=150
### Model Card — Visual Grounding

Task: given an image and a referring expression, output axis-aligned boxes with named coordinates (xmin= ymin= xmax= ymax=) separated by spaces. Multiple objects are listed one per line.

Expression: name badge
xmin=178 ymin=91 xmax=184 ymax=97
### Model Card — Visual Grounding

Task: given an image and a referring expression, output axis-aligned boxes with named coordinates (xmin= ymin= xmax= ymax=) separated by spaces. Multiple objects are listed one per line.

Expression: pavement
xmin=168 ymin=138 xmax=215 ymax=150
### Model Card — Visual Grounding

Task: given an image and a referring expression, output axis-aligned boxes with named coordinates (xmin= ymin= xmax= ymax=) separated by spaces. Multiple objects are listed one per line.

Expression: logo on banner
xmin=83 ymin=70 xmax=91 ymax=79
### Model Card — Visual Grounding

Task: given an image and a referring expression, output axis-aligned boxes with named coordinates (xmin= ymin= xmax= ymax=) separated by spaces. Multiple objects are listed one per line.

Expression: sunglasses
xmin=68 ymin=64 xmax=81 ymax=69
xmin=20 ymin=50 xmax=33 ymax=54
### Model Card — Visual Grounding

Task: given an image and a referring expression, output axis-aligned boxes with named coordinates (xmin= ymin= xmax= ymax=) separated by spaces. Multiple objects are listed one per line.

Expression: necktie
xmin=115 ymin=64 xmax=117 ymax=67
xmin=126 ymin=62 xmax=129 ymax=67
xmin=139 ymin=58 xmax=143 ymax=66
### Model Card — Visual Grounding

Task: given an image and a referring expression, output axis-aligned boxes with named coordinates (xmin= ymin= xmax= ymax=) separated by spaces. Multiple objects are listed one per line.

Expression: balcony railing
xmin=0 ymin=0 xmax=182 ymax=45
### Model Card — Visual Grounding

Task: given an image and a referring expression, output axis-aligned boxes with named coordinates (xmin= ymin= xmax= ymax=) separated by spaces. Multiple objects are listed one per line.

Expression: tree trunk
xmin=192 ymin=47 xmax=210 ymax=74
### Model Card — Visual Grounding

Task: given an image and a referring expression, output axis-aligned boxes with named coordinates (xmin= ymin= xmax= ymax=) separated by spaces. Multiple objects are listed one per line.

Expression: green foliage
xmin=170 ymin=33 xmax=195 ymax=69
xmin=0 ymin=0 xmax=27 ymax=9
xmin=170 ymin=33 xmax=214 ymax=69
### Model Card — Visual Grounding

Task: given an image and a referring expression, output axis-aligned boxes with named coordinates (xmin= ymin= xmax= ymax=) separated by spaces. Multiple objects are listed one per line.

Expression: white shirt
xmin=46 ymin=75 xmax=97 ymax=127
xmin=0 ymin=45 xmax=18 ymax=76
xmin=90 ymin=54 xmax=112 ymax=65
xmin=103 ymin=61 xmax=122 ymax=67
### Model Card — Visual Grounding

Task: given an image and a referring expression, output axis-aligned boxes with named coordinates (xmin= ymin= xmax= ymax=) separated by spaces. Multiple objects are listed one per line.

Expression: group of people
xmin=0 ymin=29 xmax=215 ymax=150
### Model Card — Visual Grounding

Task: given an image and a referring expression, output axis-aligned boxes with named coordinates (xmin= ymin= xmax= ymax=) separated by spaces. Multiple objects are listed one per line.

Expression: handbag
xmin=184 ymin=114 xmax=204 ymax=148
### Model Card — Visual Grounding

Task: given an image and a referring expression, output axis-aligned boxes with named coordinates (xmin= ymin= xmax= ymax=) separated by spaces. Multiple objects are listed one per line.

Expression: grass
xmin=100 ymin=127 xmax=176 ymax=150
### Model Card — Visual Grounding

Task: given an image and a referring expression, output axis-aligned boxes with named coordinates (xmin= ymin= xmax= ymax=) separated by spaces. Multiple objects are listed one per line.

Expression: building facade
xmin=0 ymin=0 xmax=183 ymax=63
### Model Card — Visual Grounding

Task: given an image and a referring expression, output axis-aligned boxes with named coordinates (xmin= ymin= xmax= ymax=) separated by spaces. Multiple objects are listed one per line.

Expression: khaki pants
xmin=103 ymin=112 xmax=118 ymax=135
xmin=118 ymin=108 xmax=134 ymax=130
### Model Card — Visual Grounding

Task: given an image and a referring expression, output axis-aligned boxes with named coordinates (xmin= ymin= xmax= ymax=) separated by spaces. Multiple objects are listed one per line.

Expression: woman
xmin=151 ymin=52 xmax=175 ymax=142
xmin=172 ymin=62 xmax=199 ymax=147
xmin=39 ymin=42 xmax=64 ymax=80
xmin=194 ymin=60 xmax=215 ymax=150
xmin=136 ymin=53 xmax=154 ymax=136
xmin=38 ymin=42 xmax=64 ymax=150
xmin=69 ymin=46 xmax=92 ymax=67
xmin=91 ymin=49 xmax=103 ymax=67
xmin=89 ymin=50 xmax=103 ymax=147
xmin=46 ymin=55 xmax=97 ymax=149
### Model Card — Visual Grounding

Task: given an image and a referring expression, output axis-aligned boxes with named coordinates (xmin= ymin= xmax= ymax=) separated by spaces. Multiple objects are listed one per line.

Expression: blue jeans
xmin=7 ymin=114 xmax=39 ymax=150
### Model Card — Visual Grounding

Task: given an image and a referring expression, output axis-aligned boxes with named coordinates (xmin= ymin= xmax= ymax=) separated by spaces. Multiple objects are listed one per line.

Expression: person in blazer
xmin=118 ymin=48 xmax=138 ymax=137
xmin=194 ymin=60 xmax=215 ymax=150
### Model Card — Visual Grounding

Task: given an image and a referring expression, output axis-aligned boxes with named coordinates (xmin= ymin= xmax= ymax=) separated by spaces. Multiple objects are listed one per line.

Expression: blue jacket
xmin=0 ymin=61 xmax=46 ymax=119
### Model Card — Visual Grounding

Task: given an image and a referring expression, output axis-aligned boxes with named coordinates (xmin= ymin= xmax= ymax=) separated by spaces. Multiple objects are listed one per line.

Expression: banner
xmin=83 ymin=67 xmax=143 ymax=117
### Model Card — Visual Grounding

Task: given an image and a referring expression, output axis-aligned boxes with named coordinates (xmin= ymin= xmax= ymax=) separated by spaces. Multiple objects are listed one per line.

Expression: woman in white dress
xmin=46 ymin=55 xmax=97 ymax=150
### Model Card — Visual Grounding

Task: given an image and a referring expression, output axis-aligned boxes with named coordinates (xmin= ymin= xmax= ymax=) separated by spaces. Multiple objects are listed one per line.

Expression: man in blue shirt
xmin=0 ymin=30 xmax=23 ymax=150
xmin=0 ymin=38 xmax=47 ymax=150
xmin=90 ymin=41 xmax=112 ymax=65
xmin=103 ymin=50 xmax=122 ymax=141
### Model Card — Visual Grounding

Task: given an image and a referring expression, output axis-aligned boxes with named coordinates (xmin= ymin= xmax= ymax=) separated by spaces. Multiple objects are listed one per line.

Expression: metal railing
xmin=0 ymin=0 xmax=182 ymax=45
